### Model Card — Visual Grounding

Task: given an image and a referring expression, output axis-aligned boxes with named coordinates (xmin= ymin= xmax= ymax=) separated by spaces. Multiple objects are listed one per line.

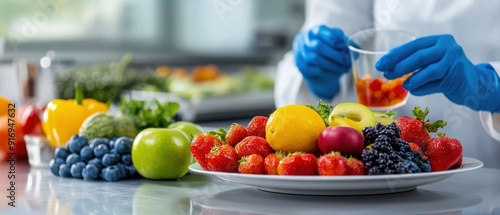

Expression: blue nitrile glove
xmin=293 ymin=25 xmax=352 ymax=100
xmin=376 ymin=34 xmax=500 ymax=112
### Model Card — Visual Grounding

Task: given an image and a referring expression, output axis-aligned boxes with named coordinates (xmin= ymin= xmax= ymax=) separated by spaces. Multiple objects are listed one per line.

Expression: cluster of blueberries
xmin=49 ymin=135 xmax=138 ymax=181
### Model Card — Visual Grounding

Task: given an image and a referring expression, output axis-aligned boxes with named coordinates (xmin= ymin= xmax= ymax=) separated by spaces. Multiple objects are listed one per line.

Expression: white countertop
xmin=1 ymin=159 xmax=499 ymax=215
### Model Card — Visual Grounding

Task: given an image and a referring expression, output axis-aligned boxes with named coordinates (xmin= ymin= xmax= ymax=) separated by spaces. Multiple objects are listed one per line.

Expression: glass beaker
xmin=348 ymin=28 xmax=415 ymax=111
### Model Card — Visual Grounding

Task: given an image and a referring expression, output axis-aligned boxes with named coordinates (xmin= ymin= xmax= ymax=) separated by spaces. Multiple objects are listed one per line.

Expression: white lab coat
xmin=276 ymin=0 xmax=500 ymax=168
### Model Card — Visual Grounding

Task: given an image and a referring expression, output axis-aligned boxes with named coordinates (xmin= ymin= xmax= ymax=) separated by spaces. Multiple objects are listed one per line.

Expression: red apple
xmin=318 ymin=126 xmax=364 ymax=156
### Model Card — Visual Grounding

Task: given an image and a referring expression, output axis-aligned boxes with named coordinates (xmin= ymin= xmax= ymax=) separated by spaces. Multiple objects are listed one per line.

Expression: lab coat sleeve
xmin=274 ymin=0 xmax=373 ymax=108
xmin=479 ymin=61 xmax=500 ymax=142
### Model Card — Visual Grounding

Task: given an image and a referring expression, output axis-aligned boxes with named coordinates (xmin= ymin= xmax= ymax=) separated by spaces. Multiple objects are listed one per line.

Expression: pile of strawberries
xmin=396 ymin=107 xmax=463 ymax=171
xmin=190 ymin=116 xmax=365 ymax=176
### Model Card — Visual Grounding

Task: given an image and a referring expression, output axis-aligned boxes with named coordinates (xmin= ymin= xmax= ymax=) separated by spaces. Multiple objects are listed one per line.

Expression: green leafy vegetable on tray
xmin=119 ymin=96 xmax=180 ymax=131
xmin=166 ymin=66 xmax=275 ymax=99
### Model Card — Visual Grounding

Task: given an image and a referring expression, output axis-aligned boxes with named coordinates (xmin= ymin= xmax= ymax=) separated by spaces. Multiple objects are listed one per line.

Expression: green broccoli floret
xmin=306 ymin=100 xmax=333 ymax=126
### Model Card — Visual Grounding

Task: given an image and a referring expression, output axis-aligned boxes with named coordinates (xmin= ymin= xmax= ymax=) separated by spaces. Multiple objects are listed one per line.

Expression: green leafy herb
xmin=306 ymin=100 xmax=333 ymax=126
xmin=119 ymin=96 xmax=180 ymax=131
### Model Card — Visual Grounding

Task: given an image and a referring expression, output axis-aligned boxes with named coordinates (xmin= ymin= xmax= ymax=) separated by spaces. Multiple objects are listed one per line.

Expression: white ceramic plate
xmin=188 ymin=157 xmax=483 ymax=195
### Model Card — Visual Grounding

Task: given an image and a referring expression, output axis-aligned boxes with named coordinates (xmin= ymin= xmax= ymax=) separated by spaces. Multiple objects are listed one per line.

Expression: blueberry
xmin=126 ymin=165 xmax=137 ymax=177
xmin=66 ymin=154 xmax=81 ymax=166
xmin=102 ymin=166 xmax=120 ymax=182
xmin=59 ymin=164 xmax=72 ymax=177
xmin=116 ymin=163 xmax=128 ymax=179
xmin=70 ymin=162 xmax=86 ymax=178
xmin=93 ymin=144 xmax=109 ymax=158
xmin=80 ymin=146 xmax=94 ymax=162
xmin=421 ymin=163 xmax=431 ymax=172
xmin=82 ymin=164 xmax=100 ymax=180
xmin=109 ymin=148 xmax=118 ymax=155
xmin=109 ymin=136 xmax=120 ymax=149
xmin=67 ymin=135 xmax=88 ymax=154
xmin=49 ymin=158 xmax=65 ymax=176
xmin=89 ymin=138 xmax=110 ymax=149
xmin=100 ymin=167 xmax=107 ymax=179
xmin=102 ymin=153 xmax=119 ymax=167
xmin=54 ymin=147 xmax=70 ymax=160
xmin=88 ymin=158 xmax=103 ymax=170
xmin=114 ymin=137 xmax=133 ymax=155
xmin=121 ymin=154 xmax=132 ymax=166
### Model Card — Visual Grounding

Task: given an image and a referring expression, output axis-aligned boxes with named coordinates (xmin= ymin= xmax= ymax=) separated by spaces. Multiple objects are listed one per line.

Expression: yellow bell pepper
xmin=42 ymin=83 xmax=108 ymax=147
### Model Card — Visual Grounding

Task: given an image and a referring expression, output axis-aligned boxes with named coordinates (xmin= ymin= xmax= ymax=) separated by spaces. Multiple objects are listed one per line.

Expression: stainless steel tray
xmin=123 ymin=90 xmax=275 ymax=122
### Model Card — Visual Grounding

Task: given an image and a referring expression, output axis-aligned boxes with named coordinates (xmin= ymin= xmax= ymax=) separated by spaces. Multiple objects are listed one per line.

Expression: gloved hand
xmin=376 ymin=34 xmax=500 ymax=112
xmin=293 ymin=25 xmax=351 ymax=100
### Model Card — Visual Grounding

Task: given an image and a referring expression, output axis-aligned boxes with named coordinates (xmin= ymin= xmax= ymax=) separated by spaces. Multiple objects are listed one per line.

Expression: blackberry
xmin=363 ymin=122 xmax=400 ymax=145
xmin=394 ymin=139 xmax=411 ymax=152
xmin=387 ymin=122 xmax=401 ymax=138
xmin=362 ymin=126 xmax=378 ymax=145
xmin=362 ymin=123 xmax=430 ymax=175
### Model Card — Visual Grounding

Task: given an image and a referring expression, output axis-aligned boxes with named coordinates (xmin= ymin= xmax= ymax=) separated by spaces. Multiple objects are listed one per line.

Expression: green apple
xmin=132 ymin=128 xmax=192 ymax=179
xmin=167 ymin=121 xmax=204 ymax=164
xmin=167 ymin=121 xmax=204 ymax=142
xmin=328 ymin=102 xmax=377 ymax=132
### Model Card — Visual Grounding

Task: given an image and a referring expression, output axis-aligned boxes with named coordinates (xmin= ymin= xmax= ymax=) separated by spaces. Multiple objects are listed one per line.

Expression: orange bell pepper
xmin=0 ymin=95 xmax=10 ymax=116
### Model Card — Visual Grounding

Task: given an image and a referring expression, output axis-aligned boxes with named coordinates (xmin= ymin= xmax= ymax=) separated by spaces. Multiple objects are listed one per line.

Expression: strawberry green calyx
xmin=437 ymin=132 xmax=448 ymax=137
xmin=275 ymin=151 xmax=286 ymax=159
xmin=411 ymin=106 xmax=447 ymax=133
xmin=238 ymin=156 xmax=248 ymax=163
xmin=385 ymin=110 xmax=397 ymax=119
xmin=208 ymin=128 xmax=228 ymax=144
xmin=210 ymin=144 xmax=221 ymax=153
xmin=327 ymin=151 xmax=342 ymax=156
xmin=288 ymin=151 xmax=305 ymax=157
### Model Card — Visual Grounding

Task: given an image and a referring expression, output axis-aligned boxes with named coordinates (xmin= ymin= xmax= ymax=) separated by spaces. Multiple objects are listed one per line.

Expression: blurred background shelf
xmin=0 ymin=0 xmax=304 ymax=122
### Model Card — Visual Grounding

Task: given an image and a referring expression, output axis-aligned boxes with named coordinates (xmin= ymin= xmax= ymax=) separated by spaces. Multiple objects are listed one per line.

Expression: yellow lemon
xmin=265 ymin=104 xmax=326 ymax=153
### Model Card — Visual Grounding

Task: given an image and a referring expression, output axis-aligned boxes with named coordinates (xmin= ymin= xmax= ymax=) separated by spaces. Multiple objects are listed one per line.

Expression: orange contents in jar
xmin=354 ymin=74 xmax=410 ymax=107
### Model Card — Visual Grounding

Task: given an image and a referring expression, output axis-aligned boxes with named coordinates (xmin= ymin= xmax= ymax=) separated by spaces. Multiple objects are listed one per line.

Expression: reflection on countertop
xmin=1 ymin=160 xmax=500 ymax=215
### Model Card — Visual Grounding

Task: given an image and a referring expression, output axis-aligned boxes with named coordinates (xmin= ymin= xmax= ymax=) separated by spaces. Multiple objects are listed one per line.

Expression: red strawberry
xmin=450 ymin=156 xmax=463 ymax=169
xmin=408 ymin=142 xmax=423 ymax=154
xmin=425 ymin=133 xmax=463 ymax=172
xmin=235 ymin=136 xmax=274 ymax=158
xmin=206 ymin=144 xmax=239 ymax=172
xmin=264 ymin=152 xmax=284 ymax=175
xmin=247 ymin=116 xmax=268 ymax=138
xmin=346 ymin=157 xmax=364 ymax=175
xmin=317 ymin=153 xmax=347 ymax=176
xmin=395 ymin=107 xmax=446 ymax=151
xmin=191 ymin=134 xmax=223 ymax=170
xmin=277 ymin=153 xmax=318 ymax=175
xmin=226 ymin=123 xmax=248 ymax=147
xmin=238 ymin=154 xmax=265 ymax=174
